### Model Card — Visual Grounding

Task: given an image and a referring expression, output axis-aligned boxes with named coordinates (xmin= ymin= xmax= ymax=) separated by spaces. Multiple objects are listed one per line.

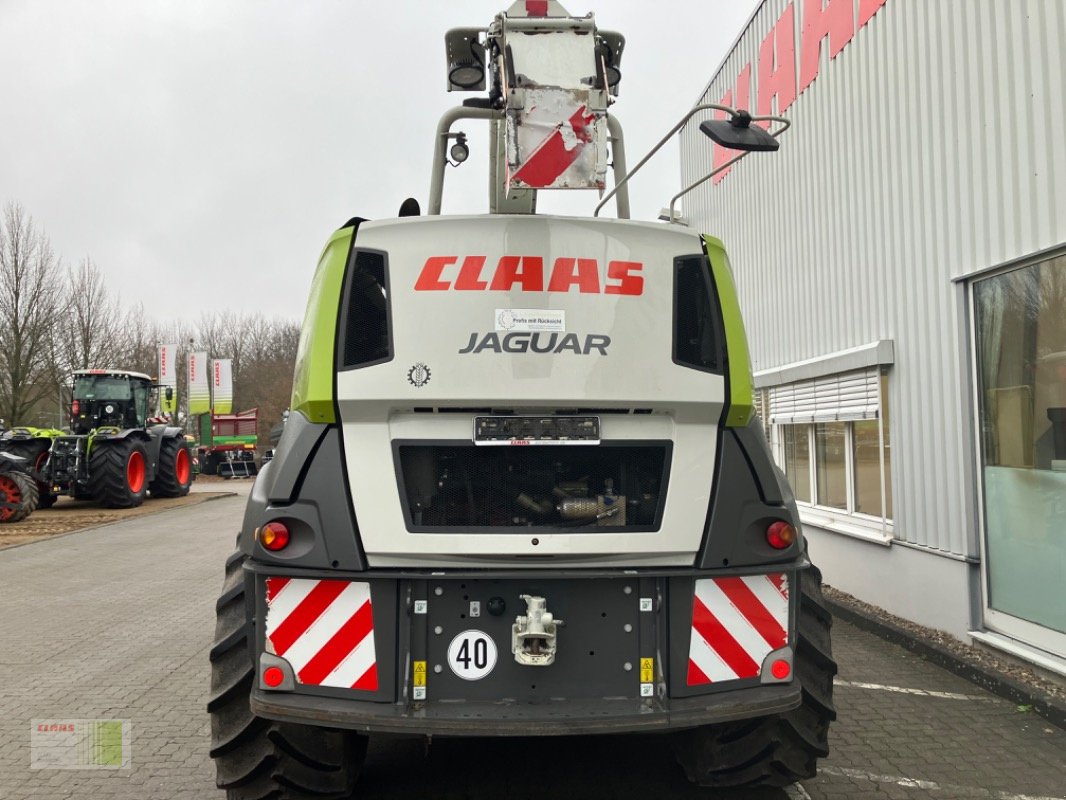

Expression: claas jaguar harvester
xmin=209 ymin=3 xmax=835 ymax=796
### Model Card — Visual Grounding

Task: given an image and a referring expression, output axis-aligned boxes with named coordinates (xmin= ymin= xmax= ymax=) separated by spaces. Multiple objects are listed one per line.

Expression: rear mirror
xmin=699 ymin=110 xmax=780 ymax=152
xmin=165 ymin=388 xmax=174 ymax=401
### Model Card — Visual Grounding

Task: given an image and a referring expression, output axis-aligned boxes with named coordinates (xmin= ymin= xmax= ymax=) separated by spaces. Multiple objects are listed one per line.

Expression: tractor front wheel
xmin=88 ymin=438 xmax=149 ymax=508
xmin=209 ymin=549 xmax=368 ymax=798
xmin=150 ymin=436 xmax=192 ymax=498
xmin=0 ymin=470 xmax=40 ymax=522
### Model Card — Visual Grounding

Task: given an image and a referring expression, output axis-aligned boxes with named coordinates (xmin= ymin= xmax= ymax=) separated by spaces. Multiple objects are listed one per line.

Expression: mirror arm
xmin=667 ymin=114 xmax=790 ymax=223
xmin=594 ymin=103 xmax=737 ymax=218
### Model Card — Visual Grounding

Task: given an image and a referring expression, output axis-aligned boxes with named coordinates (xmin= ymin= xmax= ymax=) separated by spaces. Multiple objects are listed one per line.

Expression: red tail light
xmin=766 ymin=521 xmax=796 ymax=550
xmin=71 ymin=399 xmax=80 ymax=415
xmin=263 ymin=666 xmax=285 ymax=687
xmin=771 ymin=659 xmax=791 ymax=679
xmin=260 ymin=521 xmax=290 ymax=552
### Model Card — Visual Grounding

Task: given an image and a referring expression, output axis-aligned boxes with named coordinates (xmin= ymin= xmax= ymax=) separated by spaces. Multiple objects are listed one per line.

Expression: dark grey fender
xmin=697 ymin=419 xmax=803 ymax=570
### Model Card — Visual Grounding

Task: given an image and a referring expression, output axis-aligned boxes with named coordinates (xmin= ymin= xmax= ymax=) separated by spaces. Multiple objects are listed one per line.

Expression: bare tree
xmin=111 ymin=303 xmax=160 ymax=377
xmin=0 ymin=203 xmax=67 ymax=424
xmin=63 ymin=256 xmax=121 ymax=371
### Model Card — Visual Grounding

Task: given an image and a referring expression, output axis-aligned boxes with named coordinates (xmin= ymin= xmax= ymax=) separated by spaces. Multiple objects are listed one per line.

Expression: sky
xmin=0 ymin=0 xmax=759 ymax=324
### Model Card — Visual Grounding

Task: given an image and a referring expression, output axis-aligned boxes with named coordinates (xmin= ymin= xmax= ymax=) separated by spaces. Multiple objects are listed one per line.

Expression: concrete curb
xmin=823 ymin=594 xmax=1066 ymax=731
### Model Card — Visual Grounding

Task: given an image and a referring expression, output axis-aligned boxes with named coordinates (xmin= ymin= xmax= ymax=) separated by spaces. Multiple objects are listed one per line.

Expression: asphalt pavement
xmin=0 ymin=492 xmax=1063 ymax=799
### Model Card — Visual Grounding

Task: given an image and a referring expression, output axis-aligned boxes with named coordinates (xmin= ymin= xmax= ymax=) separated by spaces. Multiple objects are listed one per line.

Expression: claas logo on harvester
xmin=414 ymin=255 xmax=644 ymax=295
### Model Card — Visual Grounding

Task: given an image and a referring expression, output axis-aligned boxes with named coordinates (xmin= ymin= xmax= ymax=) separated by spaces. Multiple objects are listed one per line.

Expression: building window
xmin=769 ymin=369 xmax=893 ymax=529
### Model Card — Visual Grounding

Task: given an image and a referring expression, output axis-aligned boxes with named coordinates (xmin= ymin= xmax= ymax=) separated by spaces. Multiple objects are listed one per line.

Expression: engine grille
xmin=395 ymin=441 xmax=670 ymax=532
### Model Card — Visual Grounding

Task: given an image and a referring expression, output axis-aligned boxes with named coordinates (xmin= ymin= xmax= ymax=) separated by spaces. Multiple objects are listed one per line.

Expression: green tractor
xmin=1 ymin=370 xmax=194 ymax=509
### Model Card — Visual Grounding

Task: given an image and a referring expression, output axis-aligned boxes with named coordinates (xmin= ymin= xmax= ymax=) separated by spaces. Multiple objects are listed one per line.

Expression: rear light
xmin=71 ymin=400 xmax=80 ymax=415
xmin=260 ymin=521 xmax=290 ymax=551
xmin=771 ymin=658 xmax=791 ymax=679
xmin=766 ymin=521 xmax=795 ymax=550
xmin=262 ymin=666 xmax=285 ymax=687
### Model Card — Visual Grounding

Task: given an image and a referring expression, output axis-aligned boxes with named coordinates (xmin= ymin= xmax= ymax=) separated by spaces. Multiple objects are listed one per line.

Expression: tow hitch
xmin=512 ymin=595 xmax=564 ymax=666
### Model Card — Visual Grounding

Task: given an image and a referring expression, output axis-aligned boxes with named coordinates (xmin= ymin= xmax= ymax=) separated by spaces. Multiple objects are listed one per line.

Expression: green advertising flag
xmin=188 ymin=351 xmax=211 ymax=416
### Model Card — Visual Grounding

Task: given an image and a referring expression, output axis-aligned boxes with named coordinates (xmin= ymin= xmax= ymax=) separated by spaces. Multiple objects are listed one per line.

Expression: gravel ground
xmin=824 ymin=584 xmax=1066 ymax=706
xmin=0 ymin=475 xmax=233 ymax=550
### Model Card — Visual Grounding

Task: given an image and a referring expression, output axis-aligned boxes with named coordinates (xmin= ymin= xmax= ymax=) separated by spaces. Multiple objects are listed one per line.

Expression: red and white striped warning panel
xmin=507 ymin=88 xmax=606 ymax=190
xmin=264 ymin=578 xmax=378 ymax=692
xmin=687 ymin=574 xmax=789 ymax=686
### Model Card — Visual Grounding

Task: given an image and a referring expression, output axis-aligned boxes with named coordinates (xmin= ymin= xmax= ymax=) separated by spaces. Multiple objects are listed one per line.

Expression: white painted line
xmin=834 ymin=678 xmax=989 ymax=701
xmin=784 ymin=783 xmax=812 ymax=800
xmin=820 ymin=766 xmax=1065 ymax=800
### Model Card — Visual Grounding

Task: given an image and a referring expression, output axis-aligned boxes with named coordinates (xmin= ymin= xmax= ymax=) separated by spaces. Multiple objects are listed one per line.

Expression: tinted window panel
xmin=340 ymin=249 xmax=391 ymax=369
xmin=673 ymin=256 xmax=722 ymax=372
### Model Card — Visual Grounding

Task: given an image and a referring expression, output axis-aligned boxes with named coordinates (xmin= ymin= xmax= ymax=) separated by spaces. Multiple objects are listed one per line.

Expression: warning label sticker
xmin=495 ymin=309 xmax=566 ymax=332
xmin=413 ymin=661 xmax=426 ymax=687
xmin=640 ymin=658 xmax=654 ymax=683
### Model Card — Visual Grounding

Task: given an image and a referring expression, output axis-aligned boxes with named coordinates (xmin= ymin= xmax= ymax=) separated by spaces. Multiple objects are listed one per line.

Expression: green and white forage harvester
xmin=210 ymin=2 xmax=835 ymax=796
xmin=0 ymin=369 xmax=192 ymax=508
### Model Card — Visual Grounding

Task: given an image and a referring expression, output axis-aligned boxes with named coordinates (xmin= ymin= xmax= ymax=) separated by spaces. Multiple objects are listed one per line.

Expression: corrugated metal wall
xmin=681 ymin=0 xmax=1066 ymax=557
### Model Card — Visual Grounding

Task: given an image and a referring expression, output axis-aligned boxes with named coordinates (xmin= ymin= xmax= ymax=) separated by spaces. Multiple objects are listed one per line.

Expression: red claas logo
xmin=414 ymin=256 xmax=644 ymax=296
xmin=214 ymin=362 xmax=221 ymax=385
xmin=160 ymin=349 xmax=168 ymax=375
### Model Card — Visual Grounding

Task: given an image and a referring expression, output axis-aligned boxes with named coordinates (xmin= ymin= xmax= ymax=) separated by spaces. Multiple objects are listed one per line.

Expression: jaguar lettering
xmin=458 ymin=332 xmax=611 ymax=355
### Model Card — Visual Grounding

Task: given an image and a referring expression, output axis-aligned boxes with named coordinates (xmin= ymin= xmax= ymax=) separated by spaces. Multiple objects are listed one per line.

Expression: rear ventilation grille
xmin=396 ymin=441 xmax=670 ymax=532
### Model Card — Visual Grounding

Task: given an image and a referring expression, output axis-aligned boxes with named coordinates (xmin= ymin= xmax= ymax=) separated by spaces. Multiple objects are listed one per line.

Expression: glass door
xmin=972 ymin=253 xmax=1066 ymax=657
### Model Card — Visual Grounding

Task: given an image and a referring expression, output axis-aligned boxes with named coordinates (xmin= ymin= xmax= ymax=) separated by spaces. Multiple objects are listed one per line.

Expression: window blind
xmin=768 ymin=368 xmax=881 ymax=423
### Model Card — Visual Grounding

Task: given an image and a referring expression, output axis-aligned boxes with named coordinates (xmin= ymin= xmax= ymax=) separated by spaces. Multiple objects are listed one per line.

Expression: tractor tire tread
xmin=0 ymin=471 xmax=39 ymax=522
xmin=673 ymin=565 xmax=837 ymax=788
xmin=88 ymin=439 xmax=147 ymax=508
xmin=150 ymin=436 xmax=191 ymax=498
xmin=209 ymin=551 xmax=366 ymax=799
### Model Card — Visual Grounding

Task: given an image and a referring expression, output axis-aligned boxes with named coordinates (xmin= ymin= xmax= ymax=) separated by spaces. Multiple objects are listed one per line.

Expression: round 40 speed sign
xmin=446 ymin=630 xmax=498 ymax=680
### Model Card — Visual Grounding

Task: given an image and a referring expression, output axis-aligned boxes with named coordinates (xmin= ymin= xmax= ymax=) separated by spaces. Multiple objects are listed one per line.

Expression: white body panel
xmin=336 ymin=215 xmax=725 ymax=568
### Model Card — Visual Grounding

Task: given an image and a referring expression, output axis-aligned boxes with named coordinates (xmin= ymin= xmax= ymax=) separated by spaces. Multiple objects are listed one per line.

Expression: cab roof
xmin=72 ymin=369 xmax=153 ymax=382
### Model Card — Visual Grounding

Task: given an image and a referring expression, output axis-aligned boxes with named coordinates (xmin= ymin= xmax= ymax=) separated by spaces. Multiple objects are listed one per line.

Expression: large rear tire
xmin=209 ymin=550 xmax=368 ymax=799
xmin=2 ymin=440 xmax=56 ymax=507
xmin=672 ymin=564 xmax=837 ymax=788
xmin=0 ymin=470 xmax=40 ymax=522
xmin=149 ymin=436 xmax=192 ymax=498
xmin=88 ymin=438 xmax=148 ymax=508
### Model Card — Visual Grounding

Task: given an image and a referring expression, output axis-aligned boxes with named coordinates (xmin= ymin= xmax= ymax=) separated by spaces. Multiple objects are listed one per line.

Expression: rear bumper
xmin=246 ymin=562 xmax=804 ymax=736
xmin=251 ymin=682 xmax=801 ymax=737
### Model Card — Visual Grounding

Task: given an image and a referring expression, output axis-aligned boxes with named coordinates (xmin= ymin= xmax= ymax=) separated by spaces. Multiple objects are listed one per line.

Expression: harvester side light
xmin=766 ymin=521 xmax=796 ymax=550
xmin=449 ymin=133 xmax=470 ymax=165
xmin=260 ymin=521 xmax=290 ymax=552
xmin=596 ymin=30 xmax=625 ymax=95
xmin=445 ymin=28 xmax=487 ymax=92
xmin=771 ymin=659 xmax=791 ymax=679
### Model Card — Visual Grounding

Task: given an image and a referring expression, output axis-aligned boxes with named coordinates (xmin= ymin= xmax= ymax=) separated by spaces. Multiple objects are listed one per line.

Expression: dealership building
xmin=680 ymin=0 xmax=1066 ymax=672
